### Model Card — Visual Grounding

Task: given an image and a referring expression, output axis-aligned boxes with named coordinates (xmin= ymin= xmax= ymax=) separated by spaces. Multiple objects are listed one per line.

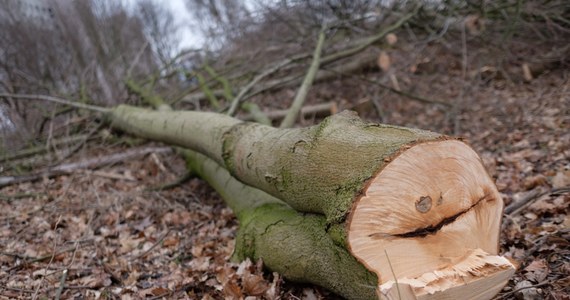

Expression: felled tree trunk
xmin=107 ymin=105 xmax=515 ymax=299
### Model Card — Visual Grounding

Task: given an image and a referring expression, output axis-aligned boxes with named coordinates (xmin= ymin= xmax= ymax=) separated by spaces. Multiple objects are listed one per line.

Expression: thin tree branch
xmin=0 ymin=94 xmax=109 ymax=113
xmin=226 ymin=52 xmax=311 ymax=116
xmin=340 ymin=72 xmax=452 ymax=107
xmin=320 ymin=5 xmax=421 ymax=65
xmin=0 ymin=147 xmax=171 ymax=188
xmin=280 ymin=28 xmax=326 ymax=128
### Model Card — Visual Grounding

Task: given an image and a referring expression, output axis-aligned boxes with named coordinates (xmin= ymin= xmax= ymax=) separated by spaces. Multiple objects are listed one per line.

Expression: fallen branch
xmin=280 ymin=28 xmax=326 ymax=128
xmin=108 ymin=103 xmax=515 ymax=299
xmin=320 ymin=5 xmax=420 ymax=65
xmin=0 ymin=93 xmax=108 ymax=113
xmin=343 ymin=72 xmax=452 ymax=107
xmin=130 ymin=229 xmax=172 ymax=261
xmin=504 ymin=186 xmax=570 ymax=216
xmin=0 ymin=134 xmax=90 ymax=163
xmin=241 ymin=102 xmax=338 ymax=122
xmin=226 ymin=52 xmax=311 ymax=116
xmin=195 ymin=72 xmax=221 ymax=109
xmin=0 ymin=146 xmax=171 ymax=188
xmin=182 ymin=6 xmax=417 ymax=110
xmin=237 ymin=52 xmax=378 ymax=103
xmin=240 ymin=102 xmax=272 ymax=125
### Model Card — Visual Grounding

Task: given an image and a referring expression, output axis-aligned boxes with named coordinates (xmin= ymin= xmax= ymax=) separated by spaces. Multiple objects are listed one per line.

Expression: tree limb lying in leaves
xmin=106 ymin=102 xmax=515 ymax=299
xmin=3 ymin=67 xmax=515 ymax=300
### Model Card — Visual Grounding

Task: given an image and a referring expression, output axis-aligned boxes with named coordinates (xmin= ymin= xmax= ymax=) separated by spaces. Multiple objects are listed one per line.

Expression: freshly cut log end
xmin=377 ymin=249 xmax=516 ymax=300
xmin=347 ymin=140 xmax=515 ymax=299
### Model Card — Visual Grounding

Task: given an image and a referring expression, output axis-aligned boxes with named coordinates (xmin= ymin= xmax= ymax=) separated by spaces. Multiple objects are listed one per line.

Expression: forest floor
xmin=0 ymin=46 xmax=569 ymax=299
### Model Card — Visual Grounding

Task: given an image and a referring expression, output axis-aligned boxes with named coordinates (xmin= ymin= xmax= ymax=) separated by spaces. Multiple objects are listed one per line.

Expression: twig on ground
xmin=54 ymin=269 xmax=68 ymax=300
xmin=242 ymin=102 xmax=337 ymax=122
xmin=1 ymin=286 xmax=36 ymax=294
xmin=6 ymin=245 xmax=84 ymax=272
xmin=0 ymin=135 xmax=85 ymax=163
xmin=130 ymin=229 xmax=172 ymax=261
xmin=504 ymin=186 xmax=570 ymax=216
xmin=147 ymin=290 xmax=174 ymax=300
xmin=0 ymin=146 xmax=171 ymax=188
xmin=31 ymin=215 xmax=62 ymax=300
xmin=342 ymin=71 xmax=451 ymax=107
xmin=147 ymin=171 xmax=195 ymax=191
xmin=50 ymin=123 xmax=105 ymax=166
xmin=496 ymin=280 xmax=551 ymax=299
xmin=0 ymin=192 xmax=44 ymax=201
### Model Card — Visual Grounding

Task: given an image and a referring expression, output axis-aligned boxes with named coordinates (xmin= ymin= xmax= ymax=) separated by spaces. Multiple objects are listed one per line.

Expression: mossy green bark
xmin=185 ymin=150 xmax=378 ymax=300
xmin=108 ymin=105 xmax=441 ymax=223
xmin=122 ymin=85 xmax=380 ymax=299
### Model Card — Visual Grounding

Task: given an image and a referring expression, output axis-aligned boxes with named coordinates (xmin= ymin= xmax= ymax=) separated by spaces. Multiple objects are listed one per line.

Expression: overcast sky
xmin=124 ymin=0 xmax=204 ymax=50
xmin=164 ymin=0 xmax=204 ymax=49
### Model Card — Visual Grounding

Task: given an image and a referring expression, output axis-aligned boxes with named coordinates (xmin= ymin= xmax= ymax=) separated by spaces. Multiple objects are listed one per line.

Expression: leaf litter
xmin=1 ymin=51 xmax=569 ymax=299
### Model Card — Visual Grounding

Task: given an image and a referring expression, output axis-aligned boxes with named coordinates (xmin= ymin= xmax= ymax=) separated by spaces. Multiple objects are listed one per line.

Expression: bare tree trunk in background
xmin=49 ymin=0 xmax=115 ymax=104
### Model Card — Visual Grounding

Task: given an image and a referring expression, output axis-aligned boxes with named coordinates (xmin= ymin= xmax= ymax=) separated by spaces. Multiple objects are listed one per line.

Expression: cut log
xmin=106 ymin=105 xmax=515 ymax=299
xmin=348 ymin=140 xmax=516 ymax=298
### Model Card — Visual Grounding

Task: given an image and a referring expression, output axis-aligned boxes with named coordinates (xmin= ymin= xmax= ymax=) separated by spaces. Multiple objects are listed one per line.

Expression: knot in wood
xmin=416 ymin=195 xmax=432 ymax=213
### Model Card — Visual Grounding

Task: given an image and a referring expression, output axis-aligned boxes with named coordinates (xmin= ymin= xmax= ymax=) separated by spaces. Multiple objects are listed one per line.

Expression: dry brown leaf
xmin=150 ymin=286 xmax=170 ymax=296
xmin=523 ymin=174 xmax=548 ymax=190
xmin=216 ymin=265 xmax=235 ymax=285
xmin=552 ymin=168 xmax=570 ymax=188
xmin=514 ymin=280 xmax=541 ymax=299
xmin=223 ymin=280 xmax=243 ymax=299
xmin=236 ymin=258 xmax=253 ymax=276
xmin=189 ymin=256 xmax=211 ymax=272
xmin=524 ymin=259 xmax=549 ymax=282
xmin=385 ymin=33 xmax=397 ymax=45
xmin=243 ymin=274 xmax=269 ymax=296
xmin=377 ymin=51 xmax=391 ymax=72
xmin=192 ymin=244 xmax=205 ymax=257
xmin=162 ymin=236 xmax=179 ymax=247
xmin=529 ymin=197 xmax=557 ymax=213
xmin=465 ymin=15 xmax=484 ymax=35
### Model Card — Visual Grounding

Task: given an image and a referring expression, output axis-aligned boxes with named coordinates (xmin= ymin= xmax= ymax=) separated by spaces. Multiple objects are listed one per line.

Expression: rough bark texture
xmin=185 ymin=150 xmax=378 ymax=299
xmin=125 ymin=87 xmax=380 ymax=299
xmin=108 ymin=105 xmax=441 ymax=223
xmin=107 ymin=105 xmax=513 ymax=299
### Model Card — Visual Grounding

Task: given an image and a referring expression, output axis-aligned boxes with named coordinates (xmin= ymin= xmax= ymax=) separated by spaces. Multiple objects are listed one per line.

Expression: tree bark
xmin=185 ymin=150 xmax=378 ymax=299
xmin=106 ymin=105 xmax=515 ymax=299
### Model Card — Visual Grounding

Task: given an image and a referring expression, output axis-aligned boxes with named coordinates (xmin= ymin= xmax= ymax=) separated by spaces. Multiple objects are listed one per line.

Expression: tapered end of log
xmin=347 ymin=140 xmax=516 ymax=299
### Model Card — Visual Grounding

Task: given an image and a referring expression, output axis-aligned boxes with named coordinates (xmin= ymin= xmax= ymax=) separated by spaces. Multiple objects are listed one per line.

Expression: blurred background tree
xmin=0 ymin=0 xmax=568 ymax=166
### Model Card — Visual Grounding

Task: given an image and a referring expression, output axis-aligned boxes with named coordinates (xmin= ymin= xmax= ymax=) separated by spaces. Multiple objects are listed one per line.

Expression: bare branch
xmin=280 ymin=28 xmax=326 ymax=128
xmin=0 ymin=94 xmax=109 ymax=113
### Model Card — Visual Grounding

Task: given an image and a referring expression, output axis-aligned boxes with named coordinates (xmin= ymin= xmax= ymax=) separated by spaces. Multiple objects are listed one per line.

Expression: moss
xmin=234 ymin=203 xmax=378 ymax=299
xmin=327 ymin=222 xmax=348 ymax=248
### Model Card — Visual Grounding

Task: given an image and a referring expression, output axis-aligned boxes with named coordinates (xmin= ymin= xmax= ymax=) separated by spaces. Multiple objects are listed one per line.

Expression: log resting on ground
xmin=107 ymin=105 xmax=516 ymax=299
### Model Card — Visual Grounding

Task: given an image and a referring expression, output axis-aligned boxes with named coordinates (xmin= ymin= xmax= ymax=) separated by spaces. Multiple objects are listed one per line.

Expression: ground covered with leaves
xmin=1 ymin=50 xmax=569 ymax=299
